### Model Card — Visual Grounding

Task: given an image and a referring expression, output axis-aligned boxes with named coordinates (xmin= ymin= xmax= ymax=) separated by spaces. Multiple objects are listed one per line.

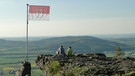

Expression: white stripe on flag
xmin=29 ymin=13 xmax=49 ymax=21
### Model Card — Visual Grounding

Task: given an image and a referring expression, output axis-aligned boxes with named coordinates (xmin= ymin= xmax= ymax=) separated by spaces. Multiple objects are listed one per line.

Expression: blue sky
xmin=0 ymin=0 xmax=135 ymax=37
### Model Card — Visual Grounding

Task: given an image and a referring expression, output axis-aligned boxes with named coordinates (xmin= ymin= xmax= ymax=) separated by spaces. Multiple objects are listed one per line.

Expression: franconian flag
xmin=29 ymin=5 xmax=50 ymax=21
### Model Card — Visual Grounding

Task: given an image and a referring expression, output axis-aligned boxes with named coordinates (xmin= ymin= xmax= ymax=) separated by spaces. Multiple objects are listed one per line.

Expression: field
xmin=1 ymin=50 xmax=135 ymax=76
xmin=0 ymin=36 xmax=135 ymax=75
xmin=0 ymin=50 xmax=53 ymax=76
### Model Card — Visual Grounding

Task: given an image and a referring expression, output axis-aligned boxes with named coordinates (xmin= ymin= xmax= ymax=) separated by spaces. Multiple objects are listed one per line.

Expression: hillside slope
xmin=0 ymin=36 xmax=133 ymax=53
xmin=103 ymin=38 xmax=135 ymax=47
xmin=29 ymin=36 xmax=133 ymax=53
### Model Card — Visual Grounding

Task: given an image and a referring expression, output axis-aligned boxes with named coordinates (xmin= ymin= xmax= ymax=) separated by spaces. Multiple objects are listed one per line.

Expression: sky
xmin=0 ymin=0 xmax=135 ymax=37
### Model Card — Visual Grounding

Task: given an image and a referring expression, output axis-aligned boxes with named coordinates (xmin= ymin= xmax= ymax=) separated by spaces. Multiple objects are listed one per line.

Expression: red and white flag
xmin=29 ymin=5 xmax=50 ymax=21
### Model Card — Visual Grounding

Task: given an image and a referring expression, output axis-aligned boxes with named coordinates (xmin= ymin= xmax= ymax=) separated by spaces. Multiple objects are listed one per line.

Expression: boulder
xmin=35 ymin=53 xmax=135 ymax=75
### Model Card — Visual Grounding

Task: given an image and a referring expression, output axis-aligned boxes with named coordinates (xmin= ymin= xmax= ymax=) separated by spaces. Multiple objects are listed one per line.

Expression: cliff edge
xmin=35 ymin=53 xmax=135 ymax=76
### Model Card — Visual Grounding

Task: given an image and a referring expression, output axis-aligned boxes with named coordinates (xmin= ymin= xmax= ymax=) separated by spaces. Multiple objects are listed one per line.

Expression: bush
xmin=47 ymin=61 xmax=60 ymax=76
xmin=125 ymin=71 xmax=135 ymax=76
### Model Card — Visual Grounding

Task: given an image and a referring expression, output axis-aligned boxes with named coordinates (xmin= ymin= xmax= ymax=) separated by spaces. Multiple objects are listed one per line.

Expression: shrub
xmin=47 ymin=61 xmax=60 ymax=76
xmin=125 ymin=71 xmax=135 ymax=76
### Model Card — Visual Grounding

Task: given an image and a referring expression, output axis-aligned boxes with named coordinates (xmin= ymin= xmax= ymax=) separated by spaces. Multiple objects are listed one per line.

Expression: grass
xmin=1 ymin=49 xmax=135 ymax=76
xmin=0 ymin=50 xmax=50 ymax=76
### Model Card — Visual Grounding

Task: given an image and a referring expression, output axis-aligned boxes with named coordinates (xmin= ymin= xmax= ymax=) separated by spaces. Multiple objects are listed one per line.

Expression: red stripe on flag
xmin=29 ymin=5 xmax=50 ymax=14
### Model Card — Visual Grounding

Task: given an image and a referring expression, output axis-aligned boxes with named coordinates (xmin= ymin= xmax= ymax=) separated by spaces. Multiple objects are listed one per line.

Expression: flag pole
xmin=26 ymin=4 xmax=29 ymax=61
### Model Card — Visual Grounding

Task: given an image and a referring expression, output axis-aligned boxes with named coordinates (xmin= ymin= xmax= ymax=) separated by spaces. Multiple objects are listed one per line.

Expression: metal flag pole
xmin=26 ymin=4 xmax=29 ymax=61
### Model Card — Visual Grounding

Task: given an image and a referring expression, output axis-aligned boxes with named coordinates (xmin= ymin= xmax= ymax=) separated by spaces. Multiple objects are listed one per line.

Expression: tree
xmin=115 ymin=46 xmax=125 ymax=57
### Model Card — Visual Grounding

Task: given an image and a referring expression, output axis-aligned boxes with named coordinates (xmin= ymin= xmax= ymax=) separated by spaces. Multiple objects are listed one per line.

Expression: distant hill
xmin=29 ymin=36 xmax=133 ymax=53
xmin=94 ymin=34 xmax=135 ymax=48
xmin=0 ymin=39 xmax=25 ymax=51
xmin=102 ymin=38 xmax=135 ymax=47
xmin=93 ymin=33 xmax=135 ymax=38
xmin=0 ymin=36 xmax=134 ymax=53
xmin=1 ymin=36 xmax=53 ymax=41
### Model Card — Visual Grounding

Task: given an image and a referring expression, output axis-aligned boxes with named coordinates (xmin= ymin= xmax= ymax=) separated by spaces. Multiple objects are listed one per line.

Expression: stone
xmin=35 ymin=53 xmax=135 ymax=76
xmin=20 ymin=61 xmax=31 ymax=76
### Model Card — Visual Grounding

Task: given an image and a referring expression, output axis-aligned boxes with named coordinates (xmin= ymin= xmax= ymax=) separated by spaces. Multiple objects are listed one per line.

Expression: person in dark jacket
xmin=58 ymin=45 xmax=66 ymax=56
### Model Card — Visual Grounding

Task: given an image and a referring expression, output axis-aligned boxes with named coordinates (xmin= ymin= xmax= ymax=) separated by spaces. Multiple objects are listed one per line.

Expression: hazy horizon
xmin=0 ymin=33 xmax=135 ymax=38
xmin=0 ymin=0 xmax=135 ymax=37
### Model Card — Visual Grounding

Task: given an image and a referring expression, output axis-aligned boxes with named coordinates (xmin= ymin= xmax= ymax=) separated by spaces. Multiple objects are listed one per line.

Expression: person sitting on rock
xmin=57 ymin=45 xmax=66 ymax=56
xmin=67 ymin=46 xmax=73 ymax=56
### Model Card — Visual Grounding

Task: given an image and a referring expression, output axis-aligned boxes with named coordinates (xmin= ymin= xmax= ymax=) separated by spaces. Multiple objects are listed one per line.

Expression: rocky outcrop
xmin=35 ymin=53 xmax=135 ymax=76
xmin=16 ymin=61 xmax=31 ymax=76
